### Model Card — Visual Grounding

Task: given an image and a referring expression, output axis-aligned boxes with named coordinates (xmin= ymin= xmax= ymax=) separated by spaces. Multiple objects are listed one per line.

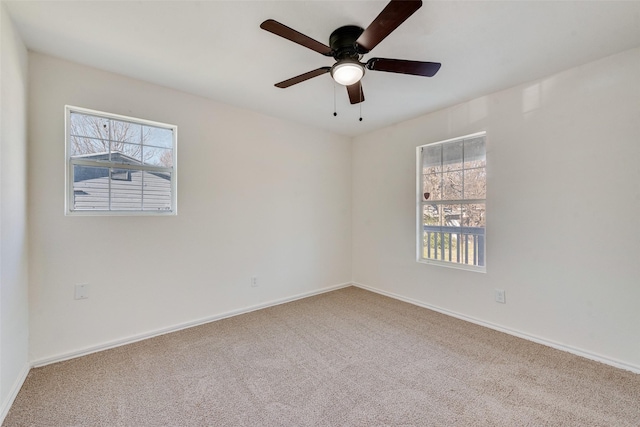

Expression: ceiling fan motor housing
xmin=329 ymin=25 xmax=365 ymax=60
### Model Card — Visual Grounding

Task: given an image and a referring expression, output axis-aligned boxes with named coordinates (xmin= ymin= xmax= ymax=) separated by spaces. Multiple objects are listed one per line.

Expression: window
xmin=417 ymin=132 xmax=486 ymax=272
xmin=65 ymin=106 xmax=177 ymax=215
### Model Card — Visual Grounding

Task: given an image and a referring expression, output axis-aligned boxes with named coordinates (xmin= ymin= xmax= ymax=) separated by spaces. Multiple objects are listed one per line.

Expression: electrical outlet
xmin=494 ymin=289 xmax=506 ymax=304
xmin=75 ymin=284 xmax=89 ymax=300
xmin=251 ymin=276 xmax=258 ymax=288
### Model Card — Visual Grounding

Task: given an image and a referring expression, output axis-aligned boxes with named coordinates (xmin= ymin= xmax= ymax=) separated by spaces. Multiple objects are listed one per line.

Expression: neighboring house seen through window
xmin=65 ymin=106 xmax=177 ymax=215
xmin=417 ymin=132 xmax=486 ymax=272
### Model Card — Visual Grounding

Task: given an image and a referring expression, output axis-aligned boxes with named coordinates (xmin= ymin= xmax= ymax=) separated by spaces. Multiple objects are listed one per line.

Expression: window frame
xmin=416 ymin=131 xmax=486 ymax=273
xmin=64 ymin=105 xmax=178 ymax=216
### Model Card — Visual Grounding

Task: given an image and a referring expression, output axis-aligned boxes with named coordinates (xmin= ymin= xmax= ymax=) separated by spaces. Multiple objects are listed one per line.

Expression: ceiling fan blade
xmin=260 ymin=19 xmax=333 ymax=56
xmin=275 ymin=67 xmax=331 ymax=88
xmin=356 ymin=0 xmax=422 ymax=53
xmin=346 ymin=81 xmax=365 ymax=104
xmin=366 ymin=58 xmax=441 ymax=77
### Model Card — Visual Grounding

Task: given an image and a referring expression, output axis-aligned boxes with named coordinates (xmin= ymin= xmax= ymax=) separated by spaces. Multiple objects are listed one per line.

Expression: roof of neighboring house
xmin=73 ymin=151 xmax=170 ymax=182
xmin=74 ymin=151 xmax=143 ymax=165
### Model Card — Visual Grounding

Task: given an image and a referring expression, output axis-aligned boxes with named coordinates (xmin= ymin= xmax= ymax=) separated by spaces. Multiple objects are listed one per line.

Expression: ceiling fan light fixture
xmin=331 ymin=60 xmax=364 ymax=86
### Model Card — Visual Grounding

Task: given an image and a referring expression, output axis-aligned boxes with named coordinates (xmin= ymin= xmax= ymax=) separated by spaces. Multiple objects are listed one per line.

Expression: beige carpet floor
xmin=4 ymin=286 xmax=640 ymax=426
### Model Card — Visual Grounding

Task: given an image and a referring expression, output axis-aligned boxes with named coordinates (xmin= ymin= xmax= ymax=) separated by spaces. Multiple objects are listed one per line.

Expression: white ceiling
xmin=5 ymin=1 xmax=640 ymax=137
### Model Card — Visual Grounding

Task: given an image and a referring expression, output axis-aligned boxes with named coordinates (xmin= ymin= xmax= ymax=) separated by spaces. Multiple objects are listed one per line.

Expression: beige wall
xmin=352 ymin=47 xmax=640 ymax=370
xmin=0 ymin=2 xmax=30 ymax=417
xmin=28 ymin=53 xmax=352 ymax=363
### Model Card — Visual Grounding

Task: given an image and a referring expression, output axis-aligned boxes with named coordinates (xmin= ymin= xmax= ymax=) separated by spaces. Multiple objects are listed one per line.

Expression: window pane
xmin=73 ymin=165 xmax=110 ymax=210
xmin=442 ymin=171 xmax=463 ymax=200
xmin=422 ymin=204 xmax=440 ymax=261
xmin=442 ymin=140 xmax=463 ymax=171
xmin=462 ymin=203 xmax=486 ymax=229
xmin=144 ymin=126 xmax=173 ymax=149
xmin=460 ymin=234 xmax=485 ymax=267
xmin=440 ymin=232 xmax=458 ymax=262
xmin=422 ymin=230 xmax=431 ymax=259
xmin=423 ymin=204 xmax=441 ymax=227
xmin=142 ymin=171 xmax=172 ymax=211
xmin=459 ymin=234 xmax=474 ymax=266
xmin=143 ymin=146 xmax=173 ymax=167
xmin=111 ymin=142 xmax=142 ymax=164
xmin=422 ymin=144 xmax=442 ymax=174
xmin=442 ymin=204 xmax=461 ymax=262
xmin=111 ymin=168 xmax=142 ymax=210
xmin=422 ymin=173 xmax=441 ymax=201
xmin=69 ymin=136 xmax=109 ymax=157
xmin=464 ymin=137 xmax=486 ymax=168
xmin=442 ymin=204 xmax=462 ymax=229
xmin=110 ymin=119 xmax=142 ymax=143
xmin=423 ymin=231 xmax=442 ymax=261
xmin=463 ymin=167 xmax=486 ymax=199
xmin=70 ymin=112 xmax=109 ymax=139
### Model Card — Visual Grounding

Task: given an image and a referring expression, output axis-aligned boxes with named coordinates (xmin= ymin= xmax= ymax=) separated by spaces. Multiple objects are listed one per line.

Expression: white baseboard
xmin=29 ymin=279 xmax=639 ymax=374
xmin=0 ymin=363 xmax=30 ymax=424
xmin=352 ymin=282 xmax=640 ymax=375
xmin=32 ymin=282 xmax=352 ymax=368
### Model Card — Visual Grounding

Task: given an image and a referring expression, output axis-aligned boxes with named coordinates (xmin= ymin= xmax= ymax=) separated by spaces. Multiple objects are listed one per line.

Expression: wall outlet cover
xmin=75 ymin=284 xmax=89 ymax=300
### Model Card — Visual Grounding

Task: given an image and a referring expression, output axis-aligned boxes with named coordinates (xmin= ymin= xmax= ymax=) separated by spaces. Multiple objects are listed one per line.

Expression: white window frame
xmin=65 ymin=106 xmax=178 ymax=216
xmin=416 ymin=131 xmax=486 ymax=273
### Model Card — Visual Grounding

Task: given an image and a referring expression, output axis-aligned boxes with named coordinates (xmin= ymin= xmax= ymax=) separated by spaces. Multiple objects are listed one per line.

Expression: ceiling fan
xmin=260 ymin=0 xmax=441 ymax=105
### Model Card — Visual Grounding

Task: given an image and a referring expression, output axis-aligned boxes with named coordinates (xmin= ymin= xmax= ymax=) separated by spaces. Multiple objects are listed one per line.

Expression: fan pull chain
xmin=359 ymin=89 xmax=363 ymax=122
xmin=333 ymin=82 xmax=337 ymax=117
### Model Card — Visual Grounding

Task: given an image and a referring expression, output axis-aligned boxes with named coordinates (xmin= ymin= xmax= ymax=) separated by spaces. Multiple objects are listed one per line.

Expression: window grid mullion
xmin=462 ymin=138 xmax=465 ymax=200
xmin=420 ymin=199 xmax=485 ymax=206
xmin=140 ymin=126 xmax=145 ymax=210
xmin=108 ymin=120 xmax=112 ymax=211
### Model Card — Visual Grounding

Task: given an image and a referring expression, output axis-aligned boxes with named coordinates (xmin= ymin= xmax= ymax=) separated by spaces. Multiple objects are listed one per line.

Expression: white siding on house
xmin=73 ymin=169 xmax=171 ymax=211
